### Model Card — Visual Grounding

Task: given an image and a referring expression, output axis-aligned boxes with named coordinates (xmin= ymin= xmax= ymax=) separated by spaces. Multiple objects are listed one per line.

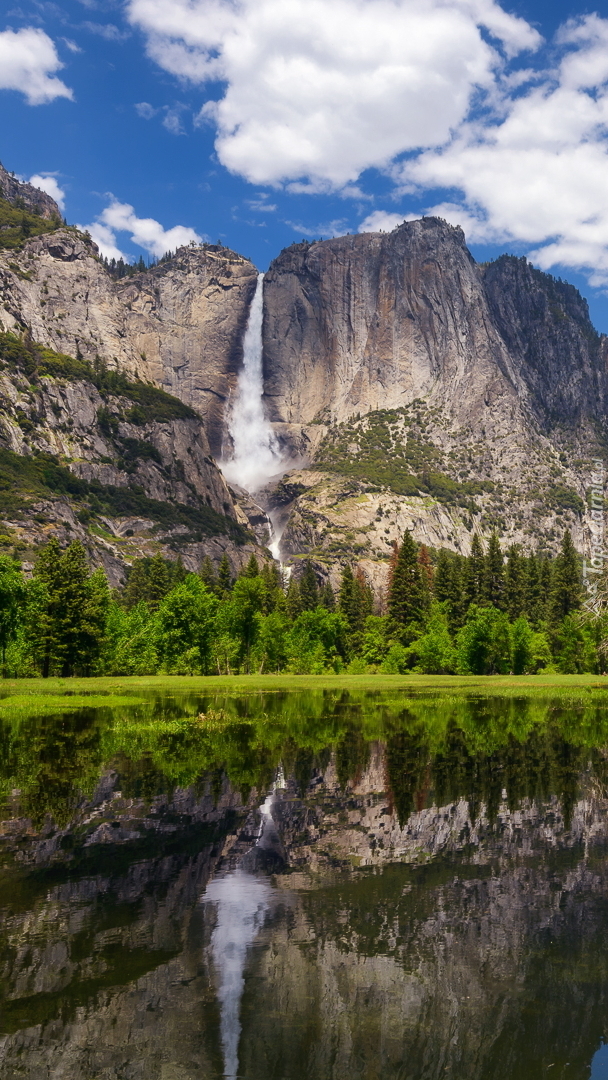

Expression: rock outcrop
xmin=0 ymin=231 xmax=258 ymax=458
xmin=0 ymin=161 xmax=62 ymax=220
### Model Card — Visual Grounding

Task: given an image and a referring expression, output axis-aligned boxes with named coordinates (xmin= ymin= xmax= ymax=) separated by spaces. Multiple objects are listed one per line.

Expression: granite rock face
xmin=0 ymin=231 xmax=258 ymax=457
xmin=263 ymin=220 xmax=608 ymax=436
xmin=0 ymin=161 xmax=62 ymax=220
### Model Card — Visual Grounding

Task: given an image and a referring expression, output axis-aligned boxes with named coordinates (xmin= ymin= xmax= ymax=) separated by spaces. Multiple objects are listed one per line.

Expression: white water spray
xmin=221 ymin=274 xmax=283 ymax=493
xmin=204 ymin=872 xmax=273 ymax=1079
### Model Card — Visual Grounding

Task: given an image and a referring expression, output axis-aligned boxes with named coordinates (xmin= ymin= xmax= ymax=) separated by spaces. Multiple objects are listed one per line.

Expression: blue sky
xmin=3 ymin=0 xmax=608 ymax=329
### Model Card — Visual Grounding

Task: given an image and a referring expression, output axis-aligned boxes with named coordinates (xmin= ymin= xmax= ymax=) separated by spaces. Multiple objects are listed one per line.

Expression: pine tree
xmin=299 ymin=561 xmax=319 ymax=611
xmin=0 ymin=555 xmax=26 ymax=675
xmin=286 ymin=577 xmax=303 ymax=619
xmin=505 ymin=545 xmax=526 ymax=620
xmin=524 ymin=552 xmax=546 ymax=626
xmin=387 ymin=531 xmax=424 ymax=631
xmin=217 ymin=553 xmax=233 ymax=595
xmin=434 ymin=550 xmax=466 ymax=631
xmin=418 ymin=545 xmax=434 ymax=611
xmin=242 ymin=554 xmax=260 ymax=578
xmin=31 ymin=540 xmax=109 ymax=676
xmin=320 ymin=581 xmax=336 ymax=610
xmin=465 ymin=534 xmax=486 ymax=609
xmin=146 ymin=553 xmax=171 ymax=611
xmin=485 ymin=532 xmax=505 ymax=610
xmin=550 ymin=530 xmax=582 ymax=622
xmin=199 ymin=555 xmax=218 ymax=594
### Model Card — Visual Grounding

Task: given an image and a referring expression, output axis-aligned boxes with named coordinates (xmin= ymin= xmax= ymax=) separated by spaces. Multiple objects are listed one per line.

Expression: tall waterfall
xmin=221 ymin=273 xmax=283 ymax=493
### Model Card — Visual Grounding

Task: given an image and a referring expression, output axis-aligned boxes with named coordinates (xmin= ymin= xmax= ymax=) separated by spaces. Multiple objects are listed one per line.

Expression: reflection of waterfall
xmin=203 ymin=777 xmax=284 ymax=1079
xmin=221 ymin=274 xmax=283 ymax=493
xmin=205 ymin=872 xmax=273 ymax=1079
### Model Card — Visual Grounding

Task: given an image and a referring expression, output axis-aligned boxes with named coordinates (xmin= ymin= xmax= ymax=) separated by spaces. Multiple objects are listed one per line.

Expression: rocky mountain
xmin=260 ymin=222 xmax=606 ymax=585
xmin=0 ymin=164 xmax=606 ymax=584
xmin=0 ymin=161 xmax=62 ymax=220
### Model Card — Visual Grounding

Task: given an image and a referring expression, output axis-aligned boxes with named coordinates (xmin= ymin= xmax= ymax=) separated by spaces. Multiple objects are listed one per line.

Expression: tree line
xmin=0 ymin=530 xmax=603 ymax=678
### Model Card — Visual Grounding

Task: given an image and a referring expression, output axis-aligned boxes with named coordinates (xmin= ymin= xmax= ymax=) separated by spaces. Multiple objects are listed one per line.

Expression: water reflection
xmin=1 ymin=688 xmax=608 ymax=1078
xmin=205 ymin=873 xmax=274 ymax=1079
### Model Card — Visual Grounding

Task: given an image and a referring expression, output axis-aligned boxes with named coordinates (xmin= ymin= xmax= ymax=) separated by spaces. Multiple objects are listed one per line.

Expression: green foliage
xmin=0 ymin=445 xmax=247 ymax=542
xmin=28 ymin=539 xmax=110 ymax=677
xmin=0 ymin=332 xmax=198 ymax=422
xmin=0 ymin=525 xmax=596 ymax=679
xmin=316 ymin=408 xmax=494 ymax=507
xmin=456 ymin=606 xmax=512 ymax=675
xmin=0 ymin=196 xmax=62 ymax=251
xmin=387 ymin=530 xmax=425 ymax=637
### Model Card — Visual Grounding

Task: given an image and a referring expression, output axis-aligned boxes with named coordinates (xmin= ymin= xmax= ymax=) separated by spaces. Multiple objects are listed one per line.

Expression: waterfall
xmin=221 ymin=273 xmax=283 ymax=494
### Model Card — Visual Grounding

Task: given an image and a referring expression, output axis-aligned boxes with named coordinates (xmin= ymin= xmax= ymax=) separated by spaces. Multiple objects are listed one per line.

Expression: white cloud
xmin=246 ymin=195 xmax=277 ymax=212
xmin=358 ymin=211 xmax=404 ymax=233
xmin=81 ymin=22 xmax=130 ymax=42
xmin=127 ymin=0 xmax=540 ymax=190
xmin=0 ymin=27 xmax=73 ymax=105
xmin=397 ymin=15 xmax=608 ymax=282
xmin=285 ymin=219 xmax=349 ymax=238
xmin=78 ymin=199 xmax=203 ymax=259
xmin=28 ymin=173 xmax=66 ymax=211
xmin=135 ymin=101 xmax=157 ymax=118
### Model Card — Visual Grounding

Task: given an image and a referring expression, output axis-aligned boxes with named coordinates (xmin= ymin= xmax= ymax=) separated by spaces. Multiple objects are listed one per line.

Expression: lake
xmin=1 ymin=684 xmax=608 ymax=1079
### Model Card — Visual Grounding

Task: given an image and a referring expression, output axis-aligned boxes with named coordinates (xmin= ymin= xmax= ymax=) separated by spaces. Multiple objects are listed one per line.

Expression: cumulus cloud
xmin=29 ymin=173 xmax=66 ymax=211
xmin=78 ymin=199 xmax=203 ymax=260
xmin=359 ymin=211 xmax=405 ymax=233
xmin=0 ymin=27 xmax=73 ymax=105
xmin=398 ymin=14 xmax=608 ymax=282
xmin=127 ymin=0 xmax=540 ymax=190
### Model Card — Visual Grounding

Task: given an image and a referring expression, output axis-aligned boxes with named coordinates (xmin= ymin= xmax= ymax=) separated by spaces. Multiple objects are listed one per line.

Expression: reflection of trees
xmin=1 ymin=708 xmax=104 ymax=828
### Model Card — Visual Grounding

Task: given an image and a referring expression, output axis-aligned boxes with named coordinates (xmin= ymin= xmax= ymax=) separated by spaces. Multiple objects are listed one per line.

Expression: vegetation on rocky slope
xmin=0 ymin=196 xmax=63 ymax=252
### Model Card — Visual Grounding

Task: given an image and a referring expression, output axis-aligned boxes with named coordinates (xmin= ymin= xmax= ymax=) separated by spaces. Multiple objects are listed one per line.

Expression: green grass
xmin=0 ymin=692 xmax=146 ymax=718
xmin=0 ymin=672 xmax=606 ymax=702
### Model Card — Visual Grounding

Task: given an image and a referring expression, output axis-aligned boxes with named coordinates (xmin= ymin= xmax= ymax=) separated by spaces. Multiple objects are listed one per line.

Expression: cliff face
xmin=263 ymin=220 xmax=523 ymax=431
xmin=0 ymin=231 xmax=258 ymax=458
xmin=0 ymin=161 xmax=61 ymax=220
xmin=263 ymin=220 xmax=608 ymax=436
xmin=0 ymin=332 xmax=258 ymax=584
xmin=260 ymin=221 xmax=608 ymax=570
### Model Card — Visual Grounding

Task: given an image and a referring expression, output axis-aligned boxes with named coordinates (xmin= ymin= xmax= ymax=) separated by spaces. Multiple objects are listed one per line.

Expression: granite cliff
xmin=0 ymin=164 xmax=606 ymax=583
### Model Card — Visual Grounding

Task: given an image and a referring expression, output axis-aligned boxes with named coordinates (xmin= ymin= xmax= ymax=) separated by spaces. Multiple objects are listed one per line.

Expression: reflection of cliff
xmin=3 ymin=727 xmax=608 ymax=1079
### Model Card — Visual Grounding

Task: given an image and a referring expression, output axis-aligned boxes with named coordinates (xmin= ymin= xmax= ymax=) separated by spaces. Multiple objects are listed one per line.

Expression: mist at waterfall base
xmin=221 ymin=274 xmax=284 ymax=494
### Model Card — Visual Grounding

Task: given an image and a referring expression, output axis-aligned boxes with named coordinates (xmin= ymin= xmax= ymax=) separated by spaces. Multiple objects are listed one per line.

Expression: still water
xmin=2 ymin=687 xmax=608 ymax=1079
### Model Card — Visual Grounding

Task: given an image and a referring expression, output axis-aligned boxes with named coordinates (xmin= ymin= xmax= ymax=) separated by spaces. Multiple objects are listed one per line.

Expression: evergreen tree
xmin=242 ymin=554 xmax=260 ymax=578
xmin=387 ymin=531 xmax=424 ymax=632
xmin=465 ymin=534 xmax=486 ymax=609
xmin=418 ymin=545 xmax=434 ymax=610
xmin=0 ymin=556 xmax=26 ymax=675
xmin=485 ymin=532 xmax=505 ymax=610
xmin=299 ymin=561 xmax=319 ymax=611
xmin=286 ymin=577 xmax=303 ymax=620
xmin=31 ymin=540 xmax=109 ymax=676
xmin=199 ymin=555 xmax=218 ymax=594
xmin=550 ymin=530 xmax=582 ymax=621
xmin=434 ymin=550 xmax=466 ymax=631
xmin=320 ymin=581 xmax=336 ymax=610
xmin=524 ymin=553 xmax=546 ymax=626
xmin=217 ymin=553 xmax=233 ymax=595
xmin=124 ymin=553 xmax=171 ymax=611
xmin=505 ymin=544 xmax=525 ymax=620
